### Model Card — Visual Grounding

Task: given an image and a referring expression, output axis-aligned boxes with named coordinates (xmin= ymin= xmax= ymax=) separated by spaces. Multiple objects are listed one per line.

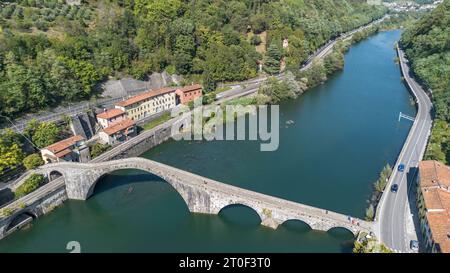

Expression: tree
xmin=59 ymin=57 xmax=102 ymax=96
xmin=24 ymin=119 xmax=40 ymax=141
xmin=0 ymin=129 xmax=25 ymax=175
xmin=250 ymin=13 xmax=268 ymax=34
xmin=32 ymin=122 xmax=60 ymax=148
xmin=134 ymin=0 xmax=182 ymax=24
xmin=174 ymin=51 xmax=193 ymax=75
xmin=23 ymin=153 xmax=44 ymax=170
xmin=365 ymin=204 xmax=375 ymax=221
xmin=324 ymin=50 xmax=344 ymax=76
xmin=1 ymin=52 xmax=28 ymax=116
xmin=353 ymin=233 xmax=393 ymax=253
xmin=0 ymin=142 xmax=24 ymax=175
xmin=374 ymin=179 xmax=385 ymax=193
xmin=400 ymin=0 xmax=450 ymax=164
xmin=202 ymin=70 xmax=217 ymax=94
xmin=90 ymin=143 xmax=111 ymax=159
xmin=258 ymin=77 xmax=296 ymax=104
xmin=250 ymin=35 xmax=262 ymax=46
xmin=299 ymin=61 xmax=327 ymax=88
xmin=263 ymin=42 xmax=282 ymax=75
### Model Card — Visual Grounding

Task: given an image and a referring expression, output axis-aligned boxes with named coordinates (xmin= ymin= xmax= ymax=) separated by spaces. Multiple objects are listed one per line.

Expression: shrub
xmin=16 ymin=20 xmax=32 ymax=31
xmin=0 ymin=208 xmax=14 ymax=218
xmin=365 ymin=204 xmax=374 ymax=221
xmin=1 ymin=5 xmax=16 ymax=19
xmin=34 ymin=19 xmax=48 ymax=31
xmin=250 ymin=35 xmax=262 ymax=46
xmin=90 ymin=143 xmax=111 ymax=158
xmin=14 ymin=174 xmax=45 ymax=199
xmin=258 ymin=77 xmax=297 ymax=104
xmin=23 ymin=153 xmax=44 ymax=170
xmin=18 ymin=202 xmax=26 ymax=209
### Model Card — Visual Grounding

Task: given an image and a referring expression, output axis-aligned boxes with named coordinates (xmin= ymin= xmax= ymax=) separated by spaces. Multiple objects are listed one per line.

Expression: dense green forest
xmin=400 ymin=0 xmax=450 ymax=164
xmin=0 ymin=0 xmax=385 ymax=119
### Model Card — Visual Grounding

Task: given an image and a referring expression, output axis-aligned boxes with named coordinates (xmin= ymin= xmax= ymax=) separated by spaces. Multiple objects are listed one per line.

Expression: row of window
xmin=128 ymin=96 xmax=175 ymax=115
xmin=184 ymin=90 xmax=201 ymax=97
xmin=129 ymin=103 xmax=176 ymax=121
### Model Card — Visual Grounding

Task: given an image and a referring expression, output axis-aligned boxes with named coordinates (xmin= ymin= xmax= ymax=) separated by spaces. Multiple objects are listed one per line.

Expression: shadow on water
xmin=327 ymin=227 xmax=355 ymax=252
xmin=280 ymin=219 xmax=312 ymax=234
xmin=93 ymin=170 xmax=166 ymax=196
xmin=218 ymin=204 xmax=262 ymax=228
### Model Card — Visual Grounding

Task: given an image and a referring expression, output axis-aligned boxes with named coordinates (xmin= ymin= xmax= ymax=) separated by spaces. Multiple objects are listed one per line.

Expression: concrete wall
xmin=0 ymin=182 xmax=67 ymax=240
xmin=95 ymin=123 xmax=174 ymax=161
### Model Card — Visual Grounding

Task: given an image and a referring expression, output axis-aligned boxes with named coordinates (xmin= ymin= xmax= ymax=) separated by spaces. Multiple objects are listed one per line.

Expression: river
xmin=0 ymin=30 xmax=416 ymax=253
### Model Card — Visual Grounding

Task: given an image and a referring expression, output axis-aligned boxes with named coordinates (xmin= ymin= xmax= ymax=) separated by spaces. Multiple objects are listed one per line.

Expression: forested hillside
xmin=400 ymin=0 xmax=450 ymax=164
xmin=0 ymin=0 xmax=385 ymax=119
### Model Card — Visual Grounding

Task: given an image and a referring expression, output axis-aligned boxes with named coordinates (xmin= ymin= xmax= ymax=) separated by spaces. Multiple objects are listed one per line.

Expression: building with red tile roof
xmin=99 ymin=119 xmax=136 ymax=145
xmin=416 ymin=160 xmax=450 ymax=253
xmin=41 ymin=135 xmax=90 ymax=163
xmin=175 ymin=84 xmax=202 ymax=105
xmin=115 ymin=87 xmax=177 ymax=121
xmin=96 ymin=108 xmax=126 ymax=129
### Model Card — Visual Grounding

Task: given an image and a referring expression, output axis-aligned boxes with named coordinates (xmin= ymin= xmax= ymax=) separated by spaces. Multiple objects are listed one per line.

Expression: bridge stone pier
xmin=38 ymin=158 xmax=372 ymax=236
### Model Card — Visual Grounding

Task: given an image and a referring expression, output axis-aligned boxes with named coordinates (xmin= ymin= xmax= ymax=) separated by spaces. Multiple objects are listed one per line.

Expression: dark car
xmin=398 ymin=164 xmax=405 ymax=172
xmin=391 ymin=184 xmax=399 ymax=193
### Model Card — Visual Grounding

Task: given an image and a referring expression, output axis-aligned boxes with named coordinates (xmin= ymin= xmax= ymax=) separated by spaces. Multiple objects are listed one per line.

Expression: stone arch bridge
xmin=34 ymin=157 xmax=372 ymax=236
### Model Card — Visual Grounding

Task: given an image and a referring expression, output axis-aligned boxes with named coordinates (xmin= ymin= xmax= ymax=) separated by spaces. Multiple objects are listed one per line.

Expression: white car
xmin=410 ymin=240 xmax=419 ymax=251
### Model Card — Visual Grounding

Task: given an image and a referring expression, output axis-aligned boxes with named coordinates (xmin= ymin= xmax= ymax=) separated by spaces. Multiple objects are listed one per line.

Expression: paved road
xmin=0 ymin=96 xmax=132 ymax=133
xmin=377 ymin=47 xmax=433 ymax=252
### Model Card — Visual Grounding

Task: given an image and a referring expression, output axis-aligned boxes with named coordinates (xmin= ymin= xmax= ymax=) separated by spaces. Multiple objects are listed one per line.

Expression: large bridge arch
xmin=279 ymin=219 xmax=313 ymax=232
xmin=218 ymin=203 xmax=263 ymax=223
xmin=40 ymin=159 xmax=213 ymax=214
xmin=326 ymin=225 xmax=358 ymax=237
xmin=85 ymin=167 xmax=193 ymax=212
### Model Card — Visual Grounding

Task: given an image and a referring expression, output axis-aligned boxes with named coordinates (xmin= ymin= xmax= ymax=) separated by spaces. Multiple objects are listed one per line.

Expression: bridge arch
xmin=2 ymin=210 xmax=37 ymax=236
xmin=84 ymin=166 xmax=193 ymax=213
xmin=218 ymin=203 xmax=263 ymax=223
xmin=326 ymin=226 xmax=357 ymax=237
xmin=49 ymin=170 xmax=63 ymax=181
xmin=280 ymin=219 xmax=313 ymax=231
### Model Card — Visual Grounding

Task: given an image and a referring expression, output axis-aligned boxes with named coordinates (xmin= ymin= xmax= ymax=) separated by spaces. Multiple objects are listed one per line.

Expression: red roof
xmin=54 ymin=148 xmax=72 ymax=158
xmin=419 ymin=160 xmax=450 ymax=253
xmin=419 ymin=160 xmax=450 ymax=188
xmin=97 ymin=108 xmax=125 ymax=120
xmin=177 ymin=84 xmax=202 ymax=93
xmin=116 ymin=87 xmax=176 ymax=108
xmin=45 ymin=135 xmax=84 ymax=154
xmin=103 ymin=119 xmax=135 ymax=136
